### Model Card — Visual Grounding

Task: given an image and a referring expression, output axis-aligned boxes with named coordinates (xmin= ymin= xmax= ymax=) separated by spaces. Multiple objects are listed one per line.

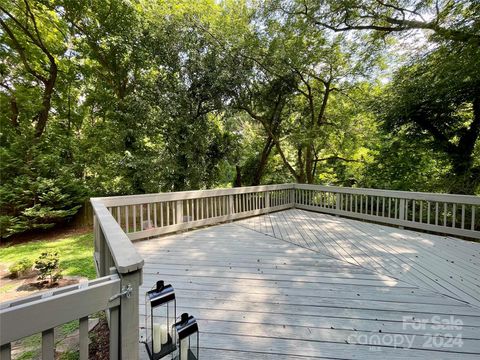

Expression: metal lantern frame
xmin=144 ymin=280 xmax=176 ymax=360
xmin=173 ymin=313 xmax=199 ymax=360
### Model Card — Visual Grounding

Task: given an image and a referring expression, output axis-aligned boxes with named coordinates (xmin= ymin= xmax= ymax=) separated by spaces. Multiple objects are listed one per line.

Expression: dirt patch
xmin=1 ymin=273 xmax=87 ymax=302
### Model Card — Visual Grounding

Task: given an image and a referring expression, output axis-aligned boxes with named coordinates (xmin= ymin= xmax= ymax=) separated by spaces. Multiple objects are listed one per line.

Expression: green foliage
xmin=1 ymin=0 xmax=478 ymax=238
xmin=35 ymin=251 xmax=62 ymax=284
xmin=8 ymin=258 xmax=33 ymax=278
xmin=378 ymin=42 xmax=480 ymax=194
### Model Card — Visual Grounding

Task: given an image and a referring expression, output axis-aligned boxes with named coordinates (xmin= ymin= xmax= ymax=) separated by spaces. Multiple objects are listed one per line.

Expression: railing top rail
xmin=294 ymin=184 xmax=480 ymax=205
xmin=91 ymin=199 xmax=144 ymax=273
xmin=95 ymin=183 xmax=295 ymax=207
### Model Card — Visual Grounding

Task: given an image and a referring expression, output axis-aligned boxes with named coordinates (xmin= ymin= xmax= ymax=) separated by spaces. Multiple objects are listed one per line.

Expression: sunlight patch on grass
xmin=0 ymin=232 xmax=95 ymax=279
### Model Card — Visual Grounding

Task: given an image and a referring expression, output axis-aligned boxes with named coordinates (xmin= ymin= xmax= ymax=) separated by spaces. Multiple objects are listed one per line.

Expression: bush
xmin=35 ymin=252 xmax=62 ymax=284
xmin=8 ymin=259 xmax=34 ymax=278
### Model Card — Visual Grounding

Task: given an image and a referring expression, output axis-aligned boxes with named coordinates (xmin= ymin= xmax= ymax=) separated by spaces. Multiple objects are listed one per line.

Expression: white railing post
xmin=265 ymin=191 xmax=270 ymax=211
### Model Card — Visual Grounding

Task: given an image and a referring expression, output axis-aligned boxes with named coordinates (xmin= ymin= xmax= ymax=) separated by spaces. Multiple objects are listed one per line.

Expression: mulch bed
xmin=89 ymin=316 xmax=110 ymax=360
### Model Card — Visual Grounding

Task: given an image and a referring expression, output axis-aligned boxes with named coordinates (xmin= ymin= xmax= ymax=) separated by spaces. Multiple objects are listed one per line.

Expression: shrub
xmin=8 ymin=259 xmax=33 ymax=278
xmin=35 ymin=252 xmax=62 ymax=284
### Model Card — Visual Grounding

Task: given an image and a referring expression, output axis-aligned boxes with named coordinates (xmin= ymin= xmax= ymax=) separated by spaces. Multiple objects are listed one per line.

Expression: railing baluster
xmin=160 ymin=202 xmax=164 ymax=227
xmin=154 ymin=203 xmax=157 ymax=227
xmin=147 ymin=203 xmax=151 ymax=228
xmin=452 ymin=203 xmax=456 ymax=228
xmin=79 ymin=316 xmax=89 ymax=360
xmin=117 ymin=207 xmax=121 ymax=228
xmin=140 ymin=204 xmax=144 ymax=230
xmin=167 ymin=202 xmax=170 ymax=225
xmin=412 ymin=200 xmax=415 ymax=222
xmin=109 ymin=306 xmax=120 ymax=360
xmin=133 ymin=205 xmax=137 ymax=231
xmin=0 ymin=343 xmax=11 ymax=360
xmin=444 ymin=203 xmax=447 ymax=227
xmin=42 ymin=328 xmax=55 ymax=360
xmin=472 ymin=206 xmax=476 ymax=231
xmin=419 ymin=201 xmax=423 ymax=224
xmin=125 ymin=206 xmax=129 ymax=232
xmin=461 ymin=204 xmax=465 ymax=229
xmin=435 ymin=202 xmax=439 ymax=225
xmin=427 ymin=201 xmax=430 ymax=225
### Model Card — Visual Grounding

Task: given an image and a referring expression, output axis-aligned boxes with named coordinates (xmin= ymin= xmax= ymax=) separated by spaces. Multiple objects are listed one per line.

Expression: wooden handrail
xmin=91 ymin=199 xmax=144 ymax=273
xmin=294 ymin=184 xmax=480 ymax=205
xmin=94 ymin=184 xmax=294 ymax=207
xmin=293 ymin=184 xmax=479 ymax=239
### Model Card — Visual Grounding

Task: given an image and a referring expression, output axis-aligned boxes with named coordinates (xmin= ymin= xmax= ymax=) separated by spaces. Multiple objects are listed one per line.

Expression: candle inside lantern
xmin=160 ymin=324 xmax=168 ymax=344
xmin=153 ymin=323 xmax=162 ymax=353
xmin=180 ymin=338 xmax=189 ymax=360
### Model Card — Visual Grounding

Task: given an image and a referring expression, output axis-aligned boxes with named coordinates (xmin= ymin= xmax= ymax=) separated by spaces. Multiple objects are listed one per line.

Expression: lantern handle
xmin=156 ymin=280 xmax=165 ymax=291
xmin=176 ymin=313 xmax=190 ymax=324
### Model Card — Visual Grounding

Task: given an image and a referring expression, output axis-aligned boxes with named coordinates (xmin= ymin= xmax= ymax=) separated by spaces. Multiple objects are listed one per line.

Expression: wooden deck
xmin=135 ymin=209 xmax=480 ymax=359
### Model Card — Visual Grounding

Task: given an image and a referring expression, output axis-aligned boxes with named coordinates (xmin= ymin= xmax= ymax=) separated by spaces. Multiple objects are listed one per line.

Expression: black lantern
xmin=172 ymin=313 xmax=199 ymax=360
xmin=145 ymin=280 xmax=176 ymax=359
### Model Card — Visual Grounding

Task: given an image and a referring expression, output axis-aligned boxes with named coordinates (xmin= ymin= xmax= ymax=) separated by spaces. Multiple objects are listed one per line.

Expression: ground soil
xmin=89 ymin=317 xmax=110 ymax=360
xmin=1 ymin=270 xmax=87 ymax=302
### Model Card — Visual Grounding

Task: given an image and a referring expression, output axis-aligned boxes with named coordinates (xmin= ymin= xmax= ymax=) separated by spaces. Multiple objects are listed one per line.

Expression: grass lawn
xmin=0 ymin=231 xmax=96 ymax=279
xmin=0 ymin=230 xmax=96 ymax=359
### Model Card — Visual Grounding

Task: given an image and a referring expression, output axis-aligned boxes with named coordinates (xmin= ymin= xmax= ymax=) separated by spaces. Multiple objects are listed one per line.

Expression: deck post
xmin=265 ymin=191 xmax=270 ymax=210
xmin=335 ymin=193 xmax=340 ymax=217
xmin=176 ymin=200 xmax=183 ymax=226
xmin=119 ymin=269 xmax=142 ymax=360
xmin=290 ymin=186 xmax=296 ymax=208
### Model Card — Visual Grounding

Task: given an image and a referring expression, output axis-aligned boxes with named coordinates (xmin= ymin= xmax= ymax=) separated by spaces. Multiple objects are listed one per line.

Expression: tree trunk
xmin=449 ymin=95 xmax=480 ymax=194
xmin=234 ymin=165 xmax=242 ymax=187
xmin=252 ymin=136 xmax=274 ymax=186
xmin=34 ymin=63 xmax=57 ymax=138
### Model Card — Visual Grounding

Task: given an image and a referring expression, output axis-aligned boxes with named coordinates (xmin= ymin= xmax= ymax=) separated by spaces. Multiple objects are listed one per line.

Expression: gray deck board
xmin=238 ymin=209 xmax=480 ymax=307
xmin=136 ymin=212 xmax=480 ymax=359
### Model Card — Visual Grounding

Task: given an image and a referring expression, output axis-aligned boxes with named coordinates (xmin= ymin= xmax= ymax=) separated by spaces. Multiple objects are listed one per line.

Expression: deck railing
xmin=294 ymin=184 xmax=480 ymax=239
xmin=97 ymin=184 xmax=293 ymax=241
xmin=1 ymin=184 xmax=478 ymax=360
xmin=97 ymin=183 xmax=479 ymax=241
xmin=0 ymin=275 xmax=122 ymax=360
